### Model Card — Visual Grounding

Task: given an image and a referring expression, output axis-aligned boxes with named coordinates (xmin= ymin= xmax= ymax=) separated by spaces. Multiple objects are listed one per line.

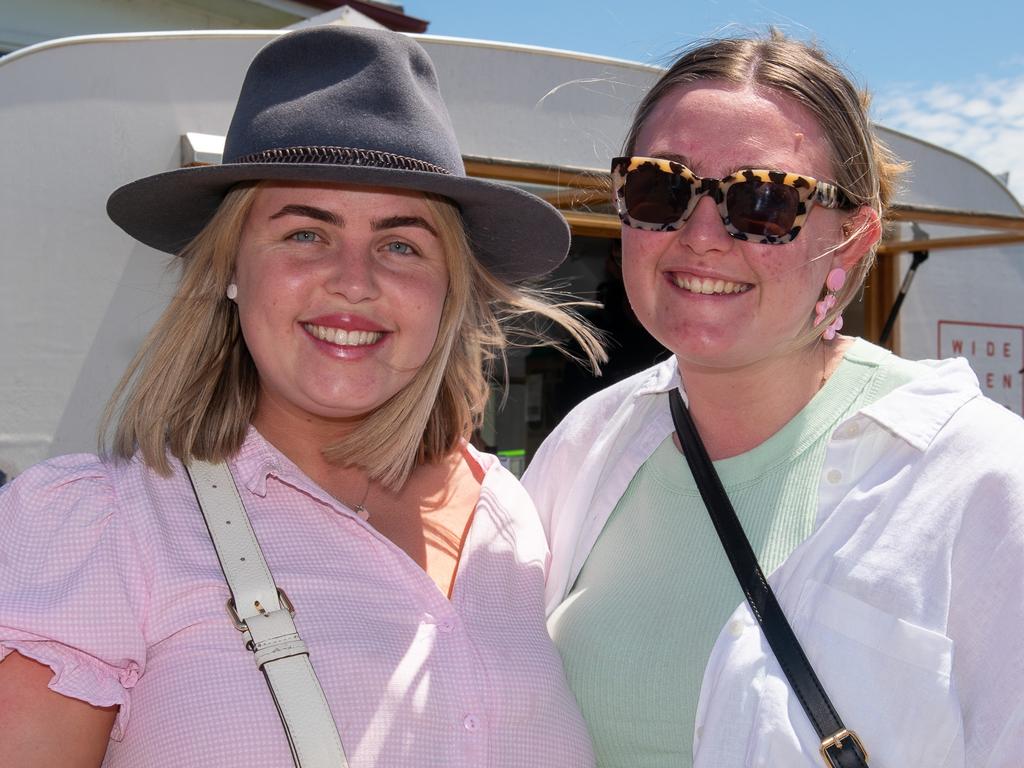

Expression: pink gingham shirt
xmin=0 ymin=430 xmax=594 ymax=767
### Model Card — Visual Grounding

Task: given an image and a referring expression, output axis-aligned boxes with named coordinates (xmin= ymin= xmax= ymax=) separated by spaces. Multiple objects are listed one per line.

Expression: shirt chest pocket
xmin=771 ymin=579 xmax=964 ymax=767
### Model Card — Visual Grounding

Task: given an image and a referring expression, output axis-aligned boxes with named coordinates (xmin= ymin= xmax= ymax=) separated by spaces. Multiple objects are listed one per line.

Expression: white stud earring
xmin=226 ymin=283 xmax=238 ymax=300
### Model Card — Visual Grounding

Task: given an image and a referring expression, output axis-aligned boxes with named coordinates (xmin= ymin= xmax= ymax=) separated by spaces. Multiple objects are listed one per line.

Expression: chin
xmin=307 ymin=395 xmax=388 ymax=421
xmin=657 ymin=326 xmax=735 ymax=358
xmin=671 ymin=337 xmax=765 ymax=370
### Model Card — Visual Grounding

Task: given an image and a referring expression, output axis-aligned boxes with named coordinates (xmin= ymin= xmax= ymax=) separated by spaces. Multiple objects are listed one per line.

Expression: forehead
xmin=633 ymin=82 xmax=836 ymax=180
xmin=248 ymin=181 xmax=435 ymax=219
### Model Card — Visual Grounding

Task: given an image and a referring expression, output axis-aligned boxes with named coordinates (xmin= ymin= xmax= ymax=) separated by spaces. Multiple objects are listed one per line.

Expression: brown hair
xmin=623 ymin=30 xmax=906 ymax=330
xmin=102 ymin=184 xmax=604 ymax=489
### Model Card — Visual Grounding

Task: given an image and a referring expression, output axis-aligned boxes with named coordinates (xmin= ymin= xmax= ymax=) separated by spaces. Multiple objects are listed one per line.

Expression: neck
xmin=678 ymin=338 xmax=850 ymax=460
xmin=250 ymin=392 xmax=366 ymax=493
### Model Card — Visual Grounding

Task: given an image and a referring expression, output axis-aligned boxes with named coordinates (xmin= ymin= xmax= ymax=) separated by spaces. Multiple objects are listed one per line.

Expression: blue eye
xmin=386 ymin=241 xmax=416 ymax=256
xmin=290 ymin=230 xmax=319 ymax=243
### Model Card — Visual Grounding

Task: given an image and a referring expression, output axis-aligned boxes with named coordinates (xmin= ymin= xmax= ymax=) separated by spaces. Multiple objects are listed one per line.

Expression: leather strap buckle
xmin=226 ymin=587 xmax=295 ymax=631
xmin=820 ymin=728 xmax=868 ymax=767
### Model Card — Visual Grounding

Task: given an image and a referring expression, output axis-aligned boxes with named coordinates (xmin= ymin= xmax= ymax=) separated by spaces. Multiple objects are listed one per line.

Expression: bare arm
xmin=0 ymin=651 xmax=116 ymax=768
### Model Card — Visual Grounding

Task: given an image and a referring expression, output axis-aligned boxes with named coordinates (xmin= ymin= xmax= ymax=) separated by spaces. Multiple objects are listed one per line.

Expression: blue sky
xmin=413 ymin=0 xmax=1024 ymax=203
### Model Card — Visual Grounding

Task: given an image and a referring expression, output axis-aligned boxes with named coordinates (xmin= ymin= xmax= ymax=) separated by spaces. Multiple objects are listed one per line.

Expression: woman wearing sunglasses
xmin=0 ymin=27 xmax=600 ymax=767
xmin=525 ymin=31 xmax=1024 ymax=768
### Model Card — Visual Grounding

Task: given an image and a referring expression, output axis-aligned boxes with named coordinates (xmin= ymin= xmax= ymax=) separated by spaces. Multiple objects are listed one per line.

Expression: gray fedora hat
xmin=106 ymin=25 xmax=569 ymax=281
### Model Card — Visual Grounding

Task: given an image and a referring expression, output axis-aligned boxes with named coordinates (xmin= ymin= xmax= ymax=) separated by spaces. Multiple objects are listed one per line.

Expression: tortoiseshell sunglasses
xmin=611 ymin=156 xmax=856 ymax=244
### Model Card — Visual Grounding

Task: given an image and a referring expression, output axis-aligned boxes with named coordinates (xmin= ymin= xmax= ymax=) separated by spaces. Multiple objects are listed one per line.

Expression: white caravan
xmin=2 ymin=30 xmax=1022 ymax=480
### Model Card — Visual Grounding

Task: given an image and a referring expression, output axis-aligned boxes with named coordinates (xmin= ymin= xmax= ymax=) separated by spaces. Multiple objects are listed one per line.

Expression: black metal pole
xmin=879 ymin=249 xmax=929 ymax=348
xmin=879 ymin=223 xmax=933 ymax=349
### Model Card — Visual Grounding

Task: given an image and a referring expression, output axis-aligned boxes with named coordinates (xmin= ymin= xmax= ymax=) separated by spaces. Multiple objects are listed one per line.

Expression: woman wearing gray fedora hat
xmin=0 ymin=26 xmax=601 ymax=768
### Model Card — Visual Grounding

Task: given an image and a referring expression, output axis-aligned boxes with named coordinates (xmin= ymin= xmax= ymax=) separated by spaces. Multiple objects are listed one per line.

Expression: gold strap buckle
xmin=820 ymin=728 xmax=868 ymax=767
xmin=226 ymin=588 xmax=295 ymax=631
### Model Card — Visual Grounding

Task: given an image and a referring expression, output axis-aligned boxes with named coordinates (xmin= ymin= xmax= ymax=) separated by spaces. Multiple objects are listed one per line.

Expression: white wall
xmin=0 ymin=0 xmax=300 ymax=51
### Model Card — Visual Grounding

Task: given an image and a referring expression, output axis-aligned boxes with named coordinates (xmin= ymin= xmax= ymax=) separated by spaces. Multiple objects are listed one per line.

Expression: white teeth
xmin=303 ymin=324 xmax=383 ymax=346
xmin=672 ymin=275 xmax=751 ymax=295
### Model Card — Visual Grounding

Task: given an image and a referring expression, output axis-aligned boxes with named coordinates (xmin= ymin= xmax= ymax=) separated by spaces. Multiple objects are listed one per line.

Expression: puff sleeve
xmin=0 ymin=455 xmax=148 ymax=740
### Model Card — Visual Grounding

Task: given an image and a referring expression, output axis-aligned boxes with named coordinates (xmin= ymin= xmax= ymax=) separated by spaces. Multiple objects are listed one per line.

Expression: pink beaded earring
xmin=814 ymin=267 xmax=846 ymax=341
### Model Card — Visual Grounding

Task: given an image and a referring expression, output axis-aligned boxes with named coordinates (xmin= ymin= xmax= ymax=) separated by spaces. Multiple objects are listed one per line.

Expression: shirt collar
xmin=229 ymin=428 xmax=369 ymax=519
xmin=229 ymin=428 xmax=504 ymax=505
xmin=859 ymin=356 xmax=981 ymax=451
xmin=634 ymin=355 xmax=683 ymax=398
xmin=229 ymin=427 xmax=288 ymax=498
xmin=628 ymin=351 xmax=982 ymax=452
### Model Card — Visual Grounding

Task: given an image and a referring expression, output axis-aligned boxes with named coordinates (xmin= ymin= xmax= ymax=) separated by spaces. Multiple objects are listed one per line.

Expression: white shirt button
xmin=463 ymin=714 xmax=480 ymax=731
xmin=826 ymin=469 xmax=843 ymax=484
xmin=727 ymin=619 xmax=744 ymax=637
xmin=844 ymin=422 xmax=862 ymax=438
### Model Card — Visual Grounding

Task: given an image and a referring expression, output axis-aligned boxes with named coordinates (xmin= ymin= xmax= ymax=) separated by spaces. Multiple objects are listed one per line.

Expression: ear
xmin=833 ymin=205 xmax=882 ymax=272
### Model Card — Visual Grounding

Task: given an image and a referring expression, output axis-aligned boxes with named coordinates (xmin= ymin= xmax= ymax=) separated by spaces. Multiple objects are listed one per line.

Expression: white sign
xmin=938 ymin=321 xmax=1024 ymax=415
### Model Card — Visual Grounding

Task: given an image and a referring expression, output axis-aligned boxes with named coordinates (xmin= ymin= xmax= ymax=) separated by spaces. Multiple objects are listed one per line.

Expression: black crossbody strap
xmin=669 ymin=389 xmax=869 ymax=768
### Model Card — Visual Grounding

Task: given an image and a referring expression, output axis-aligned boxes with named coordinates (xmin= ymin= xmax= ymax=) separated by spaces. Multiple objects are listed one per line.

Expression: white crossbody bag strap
xmin=186 ymin=459 xmax=349 ymax=768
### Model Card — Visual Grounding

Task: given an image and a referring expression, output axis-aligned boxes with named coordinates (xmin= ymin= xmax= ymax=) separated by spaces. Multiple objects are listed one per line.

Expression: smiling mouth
xmin=671 ymin=275 xmax=752 ymax=295
xmin=303 ymin=323 xmax=384 ymax=346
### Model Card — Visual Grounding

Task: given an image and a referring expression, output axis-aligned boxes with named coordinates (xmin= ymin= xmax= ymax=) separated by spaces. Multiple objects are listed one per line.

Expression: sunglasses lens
xmin=727 ymin=181 xmax=799 ymax=238
xmin=624 ymin=164 xmax=691 ymax=225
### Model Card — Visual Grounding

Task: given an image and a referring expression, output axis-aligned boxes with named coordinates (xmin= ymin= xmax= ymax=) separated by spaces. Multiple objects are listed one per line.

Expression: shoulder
xmin=906 ymin=354 xmax=1024 ymax=457
xmin=944 ymin=393 xmax=1024 ymax=473
xmin=0 ymin=451 xmax=173 ymax=542
xmin=464 ymin=443 xmax=533 ymax=507
xmin=1 ymin=454 xmax=118 ymax=518
xmin=0 ymin=454 xmax=138 ymax=556
xmin=0 ymin=454 xmax=148 ymax=597
xmin=873 ymin=357 xmax=1024 ymax=498
xmin=859 ymin=353 xmax=992 ymax=449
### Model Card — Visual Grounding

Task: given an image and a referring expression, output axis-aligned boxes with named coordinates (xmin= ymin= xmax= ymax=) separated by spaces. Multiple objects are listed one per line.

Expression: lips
xmin=300 ymin=312 xmax=389 ymax=348
xmin=302 ymin=323 xmax=384 ymax=346
xmin=670 ymin=274 xmax=752 ymax=295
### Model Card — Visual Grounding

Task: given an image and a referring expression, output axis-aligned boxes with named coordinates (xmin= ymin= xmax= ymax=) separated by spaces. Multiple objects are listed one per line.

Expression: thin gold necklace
xmin=819 ymin=342 xmax=831 ymax=391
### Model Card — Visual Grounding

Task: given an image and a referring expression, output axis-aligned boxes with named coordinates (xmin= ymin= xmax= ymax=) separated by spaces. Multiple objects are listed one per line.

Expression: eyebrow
xmin=648 ymin=152 xmax=789 ymax=177
xmin=269 ymin=204 xmax=340 ymax=226
xmin=267 ymin=206 xmax=437 ymax=237
xmin=372 ymin=215 xmax=438 ymax=237
xmin=652 ymin=151 xmax=691 ymax=166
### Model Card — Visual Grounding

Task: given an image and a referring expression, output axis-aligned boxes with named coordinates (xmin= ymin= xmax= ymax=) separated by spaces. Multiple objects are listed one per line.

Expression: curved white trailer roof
xmin=1 ymin=31 xmax=1021 ymax=477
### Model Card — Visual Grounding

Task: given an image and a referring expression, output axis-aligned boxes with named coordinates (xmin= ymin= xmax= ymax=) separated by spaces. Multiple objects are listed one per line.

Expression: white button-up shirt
xmin=524 ymin=351 xmax=1024 ymax=767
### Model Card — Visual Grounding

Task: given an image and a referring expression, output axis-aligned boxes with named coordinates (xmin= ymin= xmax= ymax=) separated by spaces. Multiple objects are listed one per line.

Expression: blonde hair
xmin=103 ymin=184 xmax=604 ymax=489
xmin=623 ymin=30 xmax=907 ymax=337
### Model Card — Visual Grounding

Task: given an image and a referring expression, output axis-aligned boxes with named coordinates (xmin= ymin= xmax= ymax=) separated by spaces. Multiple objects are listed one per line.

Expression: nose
xmin=679 ymin=194 xmax=733 ymax=254
xmin=324 ymin=247 xmax=381 ymax=303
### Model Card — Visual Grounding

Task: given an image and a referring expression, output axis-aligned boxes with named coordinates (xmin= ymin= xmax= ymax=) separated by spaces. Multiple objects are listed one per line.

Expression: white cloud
xmin=873 ymin=73 xmax=1024 ymax=204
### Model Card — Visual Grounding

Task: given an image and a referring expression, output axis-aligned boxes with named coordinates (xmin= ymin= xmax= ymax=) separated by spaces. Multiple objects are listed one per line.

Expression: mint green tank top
xmin=548 ymin=339 xmax=926 ymax=767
